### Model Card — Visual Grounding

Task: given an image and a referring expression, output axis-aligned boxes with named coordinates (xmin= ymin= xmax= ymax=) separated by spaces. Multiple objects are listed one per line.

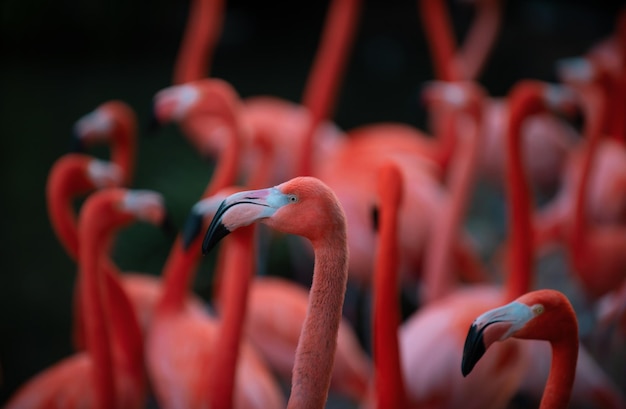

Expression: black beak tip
xmin=461 ymin=324 xmax=486 ymax=377
xmin=181 ymin=212 xmax=204 ymax=250
xmin=202 ymin=222 xmax=231 ymax=255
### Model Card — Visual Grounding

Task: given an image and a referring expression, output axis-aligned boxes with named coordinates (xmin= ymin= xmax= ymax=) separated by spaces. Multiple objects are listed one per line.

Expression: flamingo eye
xmin=531 ymin=304 xmax=544 ymax=315
xmin=287 ymin=194 xmax=298 ymax=203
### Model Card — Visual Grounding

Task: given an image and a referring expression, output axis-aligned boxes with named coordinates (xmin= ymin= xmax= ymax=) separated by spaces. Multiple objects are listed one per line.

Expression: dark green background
xmin=1 ymin=0 xmax=623 ymax=405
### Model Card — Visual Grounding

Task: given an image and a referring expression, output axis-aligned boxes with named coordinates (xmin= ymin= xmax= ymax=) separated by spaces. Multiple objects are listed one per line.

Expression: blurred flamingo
xmin=72 ymin=100 xmax=137 ymax=187
xmin=67 ymin=104 xmax=206 ymax=344
xmin=202 ymin=176 xmax=351 ymax=409
xmin=146 ymin=80 xmax=285 ymax=409
xmin=462 ymin=289 xmax=579 ymax=409
xmin=532 ymin=56 xmax=626 ymax=253
xmin=5 ymin=189 xmax=166 ymax=409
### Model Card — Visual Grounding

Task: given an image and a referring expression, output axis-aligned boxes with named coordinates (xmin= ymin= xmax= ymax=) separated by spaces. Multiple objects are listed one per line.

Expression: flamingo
xmin=65 ymin=105 xmax=206 ymax=344
xmin=146 ymin=79 xmax=285 ymax=409
xmin=462 ymin=289 xmax=578 ymax=409
xmin=5 ymin=188 xmax=166 ymax=409
xmin=202 ymin=176 xmax=350 ymax=409
xmin=72 ymin=100 xmax=137 ymax=187
xmin=562 ymin=73 xmax=626 ymax=302
xmin=532 ymin=56 xmax=626 ymax=253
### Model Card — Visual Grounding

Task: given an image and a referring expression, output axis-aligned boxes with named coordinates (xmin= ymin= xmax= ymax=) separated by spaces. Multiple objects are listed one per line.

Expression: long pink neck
xmin=207 ymin=225 xmax=255 ymax=409
xmin=46 ymin=156 xmax=92 ymax=261
xmin=173 ymin=0 xmax=225 ymax=84
xmin=423 ymin=108 xmax=482 ymax=303
xmin=372 ymin=165 xmax=408 ymax=408
xmin=503 ymin=82 xmax=542 ymax=301
xmin=159 ymin=86 xmax=241 ymax=313
xmin=298 ymin=0 xmax=361 ymax=177
xmin=287 ymin=230 xmax=348 ymax=409
xmin=79 ymin=211 xmax=118 ymax=409
xmin=570 ymin=86 xmax=606 ymax=256
xmin=540 ymin=337 xmax=578 ymax=409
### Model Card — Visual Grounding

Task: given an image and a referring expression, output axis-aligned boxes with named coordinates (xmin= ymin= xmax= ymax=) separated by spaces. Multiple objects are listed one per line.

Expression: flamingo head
xmin=421 ymin=80 xmax=487 ymax=120
xmin=121 ymin=189 xmax=177 ymax=238
xmin=72 ymin=106 xmax=115 ymax=152
xmin=87 ymin=158 xmax=124 ymax=189
xmin=202 ymin=177 xmax=346 ymax=254
xmin=462 ymin=289 xmax=577 ymax=376
xmin=152 ymin=83 xmax=201 ymax=125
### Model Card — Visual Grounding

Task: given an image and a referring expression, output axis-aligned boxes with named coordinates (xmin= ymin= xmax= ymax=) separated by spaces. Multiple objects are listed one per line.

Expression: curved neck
xmin=298 ymin=0 xmax=361 ymax=177
xmin=423 ymin=109 xmax=481 ymax=302
xmin=207 ymin=225 xmax=256 ymax=409
xmin=79 ymin=218 xmax=118 ymax=409
xmin=372 ymin=171 xmax=408 ymax=408
xmin=570 ymin=86 xmax=606 ymax=253
xmin=503 ymin=83 xmax=543 ymax=301
xmin=287 ymin=230 xmax=348 ymax=409
xmin=173 ymin=0 xmax=225 ymax=84
xmin=419 ymin=0 xmax=460 ymax=81
xmin=46 ymin=157 xmax=91 ymax=261
xmin=540 ymin=337 xmax=578 ymax=409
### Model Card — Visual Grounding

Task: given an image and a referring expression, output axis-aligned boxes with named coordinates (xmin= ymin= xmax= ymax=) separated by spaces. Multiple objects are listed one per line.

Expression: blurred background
xmin=1 ymin=0 xmax=625 ymax=405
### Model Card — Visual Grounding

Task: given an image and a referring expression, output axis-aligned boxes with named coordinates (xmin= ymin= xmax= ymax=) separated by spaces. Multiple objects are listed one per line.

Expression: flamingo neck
xmin=79 ymin=216 xmax=118 ymax=409
xmin=287 ymin=231 xmax=348 ymax=409
xmin=173 ymin=0 xmax=225 ymax=84
xmin=540 ymin=337 xmax=578 ymax=409
xmin=207 ymin=225 xmax=255 ymax=409
xmin=503 ymin=83 xmax=542 ymax=301
xmin=46 ymin=156 xmax=91 ymax=260
xmin=298 ymin=0 xmax=361 ymax=177
xmin=419 ymin=0 xmax=459 ymax=81
xmin=423 ymin=109 xmax=481 ymax=302
xmin=373 ymin=173 xmax=408 ymax=408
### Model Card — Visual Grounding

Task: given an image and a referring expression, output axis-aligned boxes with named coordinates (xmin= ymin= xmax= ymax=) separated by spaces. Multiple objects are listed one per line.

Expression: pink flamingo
xmin=72 ymin=100 xmax=137 ymax=187
xmin=202 ymin=176 xmax=351 ymax=409
xmin=462 ymin=289 xmax=579 ymax=409
xmin=146 ymin=80 xmax=285 ymax=409
xmin=532 ymin=56 xmax=626 ymax=253
xmin=66 ymin=104 xmax=206 ymax=344
xmin=5 ymin=188 xmax=166 ymax=409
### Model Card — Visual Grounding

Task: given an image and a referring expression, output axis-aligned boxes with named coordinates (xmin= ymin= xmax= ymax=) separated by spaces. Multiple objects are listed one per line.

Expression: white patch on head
xmin=154 ymin=84 xmax=199 ymax=121
xmin=556 ymin=57 xmax=594 ymax=84
xmin=192 ymin=195 xmax=228 ymax=217
xmin=544 ymin=84 xmax=577 ymax=111
xmin=441 ymin=83 xmax=467 ymax=107
xmin=87 ymin=160 xmax=123 ymax=188
xmin=74 ymin=109 xmax=113 ymax=140
xmin=122 ymin=190 xmax=165 ymax=222
xmin=267 ymin=187 xmax=295 ymax=208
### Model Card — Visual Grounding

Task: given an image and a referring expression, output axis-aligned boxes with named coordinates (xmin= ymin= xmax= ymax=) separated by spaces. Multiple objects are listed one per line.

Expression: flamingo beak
xmin=202 ymin=187 xmax=287 ymax=255
xmin=160 ymin=211 xmax=178 ymax=240
xmin=182 ymin=210 xmax=204 ymax=250
xmin=461 ymin=301 xmax=531 ymax=377
xmin=461 ymin=322 xmax=488 ymax=376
